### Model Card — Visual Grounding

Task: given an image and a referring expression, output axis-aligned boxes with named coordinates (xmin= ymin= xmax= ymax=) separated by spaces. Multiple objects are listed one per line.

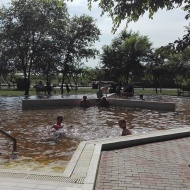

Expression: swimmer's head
xmin=57 ymin=116 xmax=63 ymax=123
xmin=83 ymin=95 xmax=87 ymax=100
xmin=118 ymin=117 xmax=126 ymax=129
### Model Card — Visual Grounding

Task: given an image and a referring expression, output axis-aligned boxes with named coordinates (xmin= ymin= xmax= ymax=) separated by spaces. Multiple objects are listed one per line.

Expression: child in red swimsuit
xmin=52 ymin=116 xmax=64 ymax=130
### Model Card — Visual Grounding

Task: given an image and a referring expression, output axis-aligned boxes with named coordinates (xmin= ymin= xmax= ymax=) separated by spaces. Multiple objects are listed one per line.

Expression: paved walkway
xmin=0 ymin=128 xmax=190 ymax=190
xmin=95 ymin=137 xmax=190 ymax=190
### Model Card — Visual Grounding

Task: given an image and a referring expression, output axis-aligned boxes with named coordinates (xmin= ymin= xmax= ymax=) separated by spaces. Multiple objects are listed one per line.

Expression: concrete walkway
xmin=0 ymin=128 xmax=190 ymax=190
xmin=95 ymin=137 xmax=190 ymax=190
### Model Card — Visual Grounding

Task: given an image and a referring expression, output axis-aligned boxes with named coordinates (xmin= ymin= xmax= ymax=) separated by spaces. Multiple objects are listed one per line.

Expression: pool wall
xmin=22 ymin=98 xmax=175 ymax=111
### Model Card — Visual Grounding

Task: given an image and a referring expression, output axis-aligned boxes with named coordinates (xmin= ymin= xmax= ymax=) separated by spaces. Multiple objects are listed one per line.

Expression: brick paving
xmin=95 ymin=137 xmax=190 ymax=190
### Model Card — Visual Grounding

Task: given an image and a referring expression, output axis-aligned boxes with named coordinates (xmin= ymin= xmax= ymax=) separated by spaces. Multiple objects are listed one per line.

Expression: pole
xmin=0 ymin=129 xmax=17 ymax=153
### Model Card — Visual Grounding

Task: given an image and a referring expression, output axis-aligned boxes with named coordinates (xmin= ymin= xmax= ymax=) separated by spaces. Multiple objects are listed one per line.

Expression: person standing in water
xmin=140 ymin=94 xmax=145 ymax=100
xmin=98 ymin=96 xmax=110 ymax=107
xmin=80 ymin=95 xmax=90 ymax=108
xmin=118 ymin=117 xmax=132 ymax=136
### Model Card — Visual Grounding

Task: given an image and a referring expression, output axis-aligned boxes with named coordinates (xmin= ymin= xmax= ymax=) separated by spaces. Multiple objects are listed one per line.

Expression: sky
xmin=1 ymin=0 xmax=189 ymax=68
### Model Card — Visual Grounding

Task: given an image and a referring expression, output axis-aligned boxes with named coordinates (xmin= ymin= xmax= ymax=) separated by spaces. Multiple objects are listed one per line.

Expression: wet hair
xmin=83 ymin=95 xmax=87 ymax=99
xmin=118 ymin=117 xmax=126 ymax=123
xmin=57 ymin=116 xmax=63 ymax=121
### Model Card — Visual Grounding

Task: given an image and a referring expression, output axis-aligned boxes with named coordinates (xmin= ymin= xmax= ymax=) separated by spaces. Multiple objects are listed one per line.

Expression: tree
xmin=0 ymin=50 xmax=14 ymax=89
xmin=164 ymin=47 xmax=190 ymax=86
xmin=33 ymin=37 xmax=61 ymax=83
xmin=0 ymin=0 xmax=69 ymax=95
xmin=145 ymin=47 xmax=190 ymax=91
xmin=87 ymin=0 xmax=190 ymax=51
xmin=79 ymin=67 xmax=97 ymax=85
xmin=55 ymin=15 xmax=100 ymax=94
xmin=146 ymin=49 xmax=167 ymax=93
xmin=100 ymin=29 xmax=152 ymax=84
xmin=87 ymin=0 xmax=186 ymax=30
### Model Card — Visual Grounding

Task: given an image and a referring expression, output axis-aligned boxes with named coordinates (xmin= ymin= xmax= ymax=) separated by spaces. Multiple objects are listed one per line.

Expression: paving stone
xmin=94 ymin=137 xmax=190 ymax=190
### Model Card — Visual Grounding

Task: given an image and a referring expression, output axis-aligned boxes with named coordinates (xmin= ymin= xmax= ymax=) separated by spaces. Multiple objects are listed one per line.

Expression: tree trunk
xmin=46 ymin=73 xmax=49 ymax=85
xmin=61 ymin=73 xmax=64 ymax=94
xmin=24 ymin=77 xmax=30 ymax=96
xmin=155 ymin=79 xmax=158 ymax=94
xmin=160 ymin=77 xmax=162 ymax=93
xmin=0 ymin=74 xmax=2 ymax=90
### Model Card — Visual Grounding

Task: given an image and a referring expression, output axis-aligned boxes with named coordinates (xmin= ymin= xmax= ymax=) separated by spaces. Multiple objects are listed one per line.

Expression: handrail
xmin=0 ymin=129 xmax=17 ymax=153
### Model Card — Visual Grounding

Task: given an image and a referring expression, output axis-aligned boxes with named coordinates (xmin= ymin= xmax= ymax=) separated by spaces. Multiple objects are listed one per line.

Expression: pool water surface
xmin=0 ymin=95 xmax=190 ymax=172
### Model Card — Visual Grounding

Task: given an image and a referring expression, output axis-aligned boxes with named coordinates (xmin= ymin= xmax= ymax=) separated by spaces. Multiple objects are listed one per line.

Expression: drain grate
xmin=25 ymin=174 xmax=84 ymax=183
xmin=0 ymin=172 xmax=28 ymax=179
xmin=76 ymin=177 xmax=85 ymax=184
xmin=0 ymin=172 xmax=85 ymax=184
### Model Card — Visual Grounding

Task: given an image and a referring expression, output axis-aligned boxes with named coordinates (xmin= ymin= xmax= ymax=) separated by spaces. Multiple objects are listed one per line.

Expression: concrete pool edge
xmin=22 ymin=97 xmax=175 ymax=111
xmin=0 ymin=127 xmax=190 ymax=190
xmin=65 ymin=127 xmax=190 ymax=190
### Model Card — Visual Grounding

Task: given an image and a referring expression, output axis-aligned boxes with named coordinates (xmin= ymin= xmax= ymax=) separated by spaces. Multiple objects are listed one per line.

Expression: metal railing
xmin=0 ymin=129 xmax=17 ymax=153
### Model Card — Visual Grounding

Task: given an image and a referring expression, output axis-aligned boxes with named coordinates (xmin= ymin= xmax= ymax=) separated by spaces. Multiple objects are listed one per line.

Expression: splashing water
xmin=0 ymin=95 xmax=190 ymax=172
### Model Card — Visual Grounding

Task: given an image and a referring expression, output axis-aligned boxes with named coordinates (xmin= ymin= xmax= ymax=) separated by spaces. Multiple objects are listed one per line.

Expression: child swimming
xmin=52 ymin=116 xmax=64 ymax=130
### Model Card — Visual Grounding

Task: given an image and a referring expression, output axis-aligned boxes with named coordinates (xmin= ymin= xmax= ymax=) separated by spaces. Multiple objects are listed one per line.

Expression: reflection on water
xmin=0 ymin=95 xmax=190 ymax=172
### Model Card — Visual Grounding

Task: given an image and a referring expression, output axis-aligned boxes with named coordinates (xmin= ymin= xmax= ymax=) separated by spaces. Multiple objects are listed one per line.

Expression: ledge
xmin=22 ymin=97 xmax=175 ymax=111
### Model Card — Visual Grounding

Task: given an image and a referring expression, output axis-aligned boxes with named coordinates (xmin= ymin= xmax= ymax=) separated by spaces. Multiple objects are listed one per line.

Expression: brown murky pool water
xmin=0 ymin=95 xmax=189 ymax=172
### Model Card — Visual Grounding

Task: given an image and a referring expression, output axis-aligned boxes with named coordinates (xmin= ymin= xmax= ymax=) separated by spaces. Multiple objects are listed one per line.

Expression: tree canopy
xmin=88 ymin=0 xmax=188 ymax=30
xmin=100 ymin=29 xmax=152 ymax=83
xmin=0 ymin=0 xmax=100 ymax=95
xmin=87 ymin=0 xmax=190 ymax=51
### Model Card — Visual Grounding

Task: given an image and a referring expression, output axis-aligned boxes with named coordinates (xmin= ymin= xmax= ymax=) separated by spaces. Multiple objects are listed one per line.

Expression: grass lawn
xmin=135 ymin=88 xmax=179 ymax=96
xmin=0 ymin=87 xmax=180 ymax=97
xmin=0 ymin=87 xmax=97 ymax=96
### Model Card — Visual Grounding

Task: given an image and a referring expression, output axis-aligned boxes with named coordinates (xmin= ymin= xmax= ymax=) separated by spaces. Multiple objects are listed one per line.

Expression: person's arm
xmin=128 ymin=129 xmax=132 ymax=135
xmin=80 ymin=100 xmax=83 ymax=107
xmin=52 ymin=124 xmax=56 ymax=129
xmin=122 ymin=128 xmax=132 ymax=136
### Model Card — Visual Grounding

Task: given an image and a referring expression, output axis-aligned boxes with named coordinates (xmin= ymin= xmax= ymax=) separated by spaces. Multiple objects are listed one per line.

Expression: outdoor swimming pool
xmin=0 ymin=95 xmax=189 ymax=172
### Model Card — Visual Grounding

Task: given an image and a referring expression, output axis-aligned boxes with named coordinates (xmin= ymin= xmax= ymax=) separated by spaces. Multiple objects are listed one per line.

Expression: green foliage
xmin=54 ymin=13 xmax=100 ymax=94
xmin=135 ymin=88 xmax=179 ymax=96
xmin=100 ymin=29 xmax=153 ymax=84
xmin=0 ymin=87 xmax=180 ymax=96
xmin=0 ymin=0 xmax=100 ymax=96
xmin=0 ymin=87 xmax=97 ymax=96
xmin=144 ymin=46 xmax=190 ymax=90
xmin=0 ymin=0 xmax=69 ymax=95
xmin=87 ymin=0 xmax=186 ymax=31
xmin=164 ymin=47 xmax=190 ymax=85
xmin=85 ymin=0 xmax=190 ymax=51
xmin=75 ymin=67 xmax=97 ymax=85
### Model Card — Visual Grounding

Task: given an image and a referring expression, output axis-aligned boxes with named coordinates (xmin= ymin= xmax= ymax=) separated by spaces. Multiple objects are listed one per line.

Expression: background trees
xmin=56 ymin=14 xmax=100 ymax=94
xmin=164 ymin=47 xmax=190 ymax=86
xmin=0 ymin=0 xmax=100 ymax=95
xmin=85 ymin=0 xmax=190 ymax=89
xmin=0 ymin=0 xmax=69 ymax=95
xmin=1 ymin=0 xmax=190 ymax=94
xmin=100 ymin=29 xmax=152 ymax=84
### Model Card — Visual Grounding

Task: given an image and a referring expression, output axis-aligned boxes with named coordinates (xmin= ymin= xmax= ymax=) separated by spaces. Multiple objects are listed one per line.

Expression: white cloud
xmin=0 ymin=0 xmax=188 ymax=68
xmin=126 ymin=8 xmax=188 ymax=48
